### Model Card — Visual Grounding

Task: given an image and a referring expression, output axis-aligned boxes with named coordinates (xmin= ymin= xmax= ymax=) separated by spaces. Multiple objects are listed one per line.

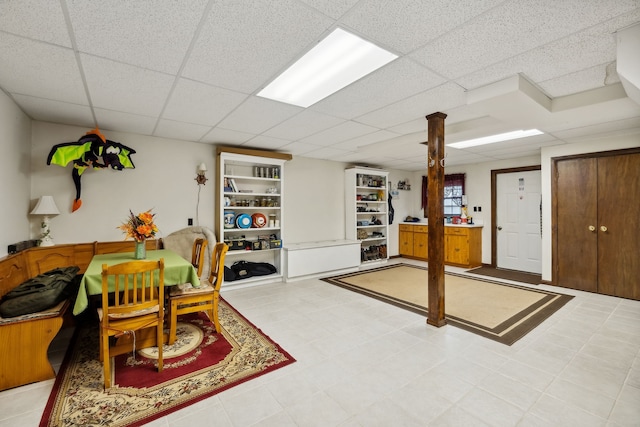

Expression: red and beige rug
xmin=40 ymin=299 xmax=295 ymax=427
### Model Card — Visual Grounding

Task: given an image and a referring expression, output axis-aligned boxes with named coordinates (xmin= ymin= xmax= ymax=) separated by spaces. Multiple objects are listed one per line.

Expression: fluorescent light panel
xmin=257 ymin=28 xmax=397 ymax=107
xmin=448 ymin=129 xmax=544 ymax=149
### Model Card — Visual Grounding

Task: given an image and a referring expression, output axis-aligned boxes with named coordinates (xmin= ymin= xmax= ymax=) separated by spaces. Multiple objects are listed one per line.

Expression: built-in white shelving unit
xmin=345 ymin=167 xmax=389 ymax=264
xmin=216 ymin=147 xmax=291 ymax=287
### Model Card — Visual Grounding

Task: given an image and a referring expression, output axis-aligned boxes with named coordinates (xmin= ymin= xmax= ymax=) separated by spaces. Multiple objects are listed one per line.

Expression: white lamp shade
xmin=197 ymin=163 xmax=207 ymax=173
xmin=30 ymin=196 xmax=60 ymax=216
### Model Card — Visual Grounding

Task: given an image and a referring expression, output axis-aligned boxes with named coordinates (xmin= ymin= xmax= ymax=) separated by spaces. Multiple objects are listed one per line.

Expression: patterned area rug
xmin=465 ymin=266 xmax=542 ymax=285
xmin=322 ymin=264 xmax=573 ymax=345
xmin=40 ymin=299 xmax=295 ymax=427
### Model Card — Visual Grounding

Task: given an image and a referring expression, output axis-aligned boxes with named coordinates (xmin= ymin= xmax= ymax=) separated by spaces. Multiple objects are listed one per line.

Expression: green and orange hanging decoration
xmin=47 ymin=127 xmax=136 ymax=212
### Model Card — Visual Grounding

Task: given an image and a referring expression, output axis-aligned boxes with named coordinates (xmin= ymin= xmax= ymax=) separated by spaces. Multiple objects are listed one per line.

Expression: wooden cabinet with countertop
xmin=399 ymin=223 xmax=481 ymax=268
xmin=399 ymin=224 xmax=414 ymax=256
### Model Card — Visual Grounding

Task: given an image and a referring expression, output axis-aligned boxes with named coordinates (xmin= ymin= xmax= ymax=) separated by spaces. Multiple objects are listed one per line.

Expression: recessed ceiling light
xmin=447 ymin=129 xmax=544 ymax=149
xmin=257 ymin=28 xmax=397 ymax=108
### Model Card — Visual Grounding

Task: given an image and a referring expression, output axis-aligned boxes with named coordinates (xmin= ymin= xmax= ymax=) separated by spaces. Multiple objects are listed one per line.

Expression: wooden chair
xmin=98 ymin=259 xmax=165 ymax=389
xmin=168 ymin=242 xmax=228 ymax=344
xmin=191 ymin=238 xmax=208 ymax=278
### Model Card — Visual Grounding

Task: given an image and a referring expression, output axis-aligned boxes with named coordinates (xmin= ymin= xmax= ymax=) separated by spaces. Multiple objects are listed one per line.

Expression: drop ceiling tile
xmin=334 ymin=152 xmax=379 ymax=164
xmin=154 ymin=119 xmax=211 ymax=142
xmin=358 ymin=136 xmax=424 ymax=161
xmin=81 ymin=54 xmax=175 ymax=117
xmin=341 ymin=0 xmax=505 ymax=54
xmin=388 ymin=119 xmax=428 ymax=136
xmin=264 ymin=110 xmax=345 ymax=141
xmin=0 ymin=1 xmax=71 ymax=46
xmin=299 ymin=0 xmax=360 ymax=19
xmin=244 ymin=135 xmax=291 ymax=150
xmin=300 ymin=121 xmax=379 ymax=146
xmin=362 ymin=132 xmax=427 ymax=152
xmin=0 ymin=34 xmax=87 ymax=104
xmin=337 ymin=130 xmax=401 ymax=151
xmin=310 ymin=58 xmax=446 ymax=119
xmin=539 ymin=64 xmax=613 ymax=98
xmin=411 ymin=0 xmax=638 ymax=80
xmin=455 ymin=13 xmax=638 ymax=92
xmin=216 ymin=96 xmax=302 ymax=135
xmin=182 ymin=0 xmax=333 ymax=93
xmin=356 ymin=82 xmax=466 ymax=129
xmin=201 ymin=127 xmax=255 ymax=144
xmin=441 ymin=149 xmax=495 ymax=166
xmin=12 ymin=94 xmax=94 ymax=127
xmin=278 ymin=141 xmax=325 ymax=156
xmin=66 ymin=0 xmax=208 ymax=74
xmin=94 ymin=108 xmax=157 ymax=135
xmin=163 ymin=79 xmax=248 ymax=126
xmin=303 ymin=146 xmax=355 ymax=160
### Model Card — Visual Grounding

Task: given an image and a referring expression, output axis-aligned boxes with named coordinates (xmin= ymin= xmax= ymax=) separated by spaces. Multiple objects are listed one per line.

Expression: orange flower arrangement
xmin=119 ymin=209 xmax=158 ymax=242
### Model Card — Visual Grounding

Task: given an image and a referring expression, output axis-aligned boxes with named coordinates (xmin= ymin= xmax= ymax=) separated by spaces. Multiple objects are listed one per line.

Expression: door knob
xmin=497 ymin=226 xmax=502 ymax=231
xmin=588 ymin=225 xmax=596 ymax=232
xmin=600 ymin=226 xmax=607 ymax=232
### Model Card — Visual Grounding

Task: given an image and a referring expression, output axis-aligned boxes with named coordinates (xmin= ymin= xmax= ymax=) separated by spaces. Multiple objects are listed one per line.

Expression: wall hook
xmin=428 ymin=153 xmax=446 ymax=168
xmin=440 ymin=153 xmax=447 ymax=168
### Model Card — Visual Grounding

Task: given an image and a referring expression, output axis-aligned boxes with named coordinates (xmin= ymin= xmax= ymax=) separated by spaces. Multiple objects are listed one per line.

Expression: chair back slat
xmin=101 ymin=259 xmax=165 ymax=317
xmin=191 ymin=238 xmax=208 ymax=278
xmin=208 ymin=242 xmax=229 ymax=292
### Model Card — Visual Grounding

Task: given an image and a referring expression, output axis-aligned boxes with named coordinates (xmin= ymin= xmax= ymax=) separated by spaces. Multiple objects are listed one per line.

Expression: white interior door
xmin=496 ymin=170 xmax=542 ymax=273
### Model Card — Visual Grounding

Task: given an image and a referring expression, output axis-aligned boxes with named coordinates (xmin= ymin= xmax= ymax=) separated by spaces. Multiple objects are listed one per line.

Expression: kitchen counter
xmin=399 ymin=222 xmax=482 ymax=267
xmin=399 ymin=221 xmax=483 ymax=228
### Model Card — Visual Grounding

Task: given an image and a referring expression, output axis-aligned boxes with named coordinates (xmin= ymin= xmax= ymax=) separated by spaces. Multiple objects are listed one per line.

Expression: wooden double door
xmin=553 ymin=150 xmax=640 ymax=300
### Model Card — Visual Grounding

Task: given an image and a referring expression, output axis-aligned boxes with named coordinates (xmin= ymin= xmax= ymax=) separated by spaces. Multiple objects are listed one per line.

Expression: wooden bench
xmin=0 ymin=240 xmax=157 ymax=391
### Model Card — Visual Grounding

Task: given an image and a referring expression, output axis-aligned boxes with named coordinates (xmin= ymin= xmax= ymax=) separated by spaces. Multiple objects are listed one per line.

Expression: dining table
xmin=73 ymin=249 xmax=200 ymax=316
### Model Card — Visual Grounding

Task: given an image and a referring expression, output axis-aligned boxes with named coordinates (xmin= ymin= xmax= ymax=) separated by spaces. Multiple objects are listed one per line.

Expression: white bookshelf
xmin=344 ymin=167 xmax=389 ymax=264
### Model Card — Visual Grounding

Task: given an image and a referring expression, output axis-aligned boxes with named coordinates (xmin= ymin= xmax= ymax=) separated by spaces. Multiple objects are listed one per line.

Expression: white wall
xmin=0 ymin=91 xmax=32 ymax=257
xmin=282 ymin=156 xmax=347 ymax=244
xmin=18 ymin=117 xmax=640 ymax=277
xmin=25 ymin=122 xmax=422 ymax=258
xmin=30 ymin=122 xmax=215 ymax=244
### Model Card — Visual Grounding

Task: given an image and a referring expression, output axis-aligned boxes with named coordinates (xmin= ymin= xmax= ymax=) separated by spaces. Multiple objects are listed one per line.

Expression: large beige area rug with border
xmin=322 ymin=264 xmax=573 ymax=345
xmin=40 ymin=298 xmax=295 ymax=427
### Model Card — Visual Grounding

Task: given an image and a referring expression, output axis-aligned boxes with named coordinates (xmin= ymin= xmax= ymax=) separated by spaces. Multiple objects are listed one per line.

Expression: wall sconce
xmin=195 ymin=163 xmax=208 ymax=185
xmin=30 ymin=195 xmax=60 ymax=246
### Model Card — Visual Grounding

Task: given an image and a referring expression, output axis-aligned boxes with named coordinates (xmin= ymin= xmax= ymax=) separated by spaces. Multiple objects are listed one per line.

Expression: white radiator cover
xmin=284 ymin=240 xmax=361 ymax=281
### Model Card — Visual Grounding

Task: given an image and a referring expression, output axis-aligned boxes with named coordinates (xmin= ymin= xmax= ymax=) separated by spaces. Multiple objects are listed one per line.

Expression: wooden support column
xmin=426 ymin=112 xmax=447 ymax=327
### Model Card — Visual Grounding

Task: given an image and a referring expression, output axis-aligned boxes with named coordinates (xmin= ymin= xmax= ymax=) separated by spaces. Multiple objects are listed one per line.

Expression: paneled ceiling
xmin=1 ymin=0 xmax=639 ymax=170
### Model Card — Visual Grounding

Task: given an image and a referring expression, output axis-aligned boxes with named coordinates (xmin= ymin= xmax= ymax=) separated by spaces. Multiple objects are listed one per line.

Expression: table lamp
xmin=30 ymin=196 xmax=60 ymax=246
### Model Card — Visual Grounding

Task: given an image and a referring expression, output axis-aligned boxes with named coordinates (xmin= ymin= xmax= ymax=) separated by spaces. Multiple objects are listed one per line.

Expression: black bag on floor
xmin=224 ymin=266 xmax=238 ymax=282
xmin=0 ymin=266 xmax=80 ymax=318
xmin=228 ymin=261 xmax=277 ymax=281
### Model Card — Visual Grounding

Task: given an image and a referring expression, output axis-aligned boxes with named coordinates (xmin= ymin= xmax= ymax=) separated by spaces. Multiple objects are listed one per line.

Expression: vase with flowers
xmin=118 ymin=209 xmax=158 ymax=259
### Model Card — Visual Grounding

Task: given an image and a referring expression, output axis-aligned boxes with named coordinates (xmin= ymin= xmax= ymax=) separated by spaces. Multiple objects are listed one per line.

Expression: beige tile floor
xmin=1 ymin=259 xmax=639 ymax=426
